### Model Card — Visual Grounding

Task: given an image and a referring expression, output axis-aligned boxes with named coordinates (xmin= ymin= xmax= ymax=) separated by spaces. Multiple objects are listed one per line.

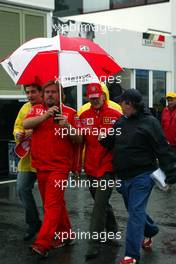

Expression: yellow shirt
xmin=13 ymin=102 xmax=36 ymax=172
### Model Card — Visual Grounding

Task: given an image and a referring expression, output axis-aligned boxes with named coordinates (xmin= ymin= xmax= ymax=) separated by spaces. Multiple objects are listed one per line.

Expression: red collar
xmin=90 ymin=101 xmax=108 ymax=113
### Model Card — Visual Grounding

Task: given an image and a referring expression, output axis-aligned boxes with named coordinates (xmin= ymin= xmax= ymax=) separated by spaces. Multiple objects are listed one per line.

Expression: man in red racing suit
xmin=24 ymin=80 xmax=82 ymax=257
xmin=79 ymin=83 xmax=121 ymax=259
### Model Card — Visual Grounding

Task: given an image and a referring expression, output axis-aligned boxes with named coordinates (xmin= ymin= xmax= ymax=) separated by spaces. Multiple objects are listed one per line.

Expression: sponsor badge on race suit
xmin=86 ymin=118 xmax=94 ymax=125
xmin=103 ymin=117 xmax=117 ymax=125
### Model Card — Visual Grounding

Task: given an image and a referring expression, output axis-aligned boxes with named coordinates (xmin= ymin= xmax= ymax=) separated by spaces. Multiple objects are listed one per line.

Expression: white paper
xmin=150 ymin=168 xmax=168 ymax=190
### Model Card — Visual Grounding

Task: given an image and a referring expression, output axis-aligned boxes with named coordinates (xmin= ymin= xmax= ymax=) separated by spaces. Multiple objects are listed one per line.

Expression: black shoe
xmin=106 ymin=235 xmax=120 ymax=247
xmin=24 ymin=230 xmax=37 ymax=241
xmin=85 ymin=248 xmax=99 ymax=261
xmin=52 ymin=238 xmax=75 ymax=248
xmin=23 ymin=222 xmax=42 ymax=241
xmin=30 ymin=245 xmax=49 ymax=259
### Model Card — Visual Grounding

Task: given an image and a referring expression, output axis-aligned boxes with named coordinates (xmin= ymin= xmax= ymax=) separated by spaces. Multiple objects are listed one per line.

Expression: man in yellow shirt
xmin=13 ymin=84 xmax=43 ymax=240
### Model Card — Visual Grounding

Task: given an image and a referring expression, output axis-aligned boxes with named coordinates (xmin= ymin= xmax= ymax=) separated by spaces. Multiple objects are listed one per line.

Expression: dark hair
xmin=159 ymin=97 xmax=166 ymax=107
xmin=42 ymin=80 xmax=64 ymax=99
xmin=24 ymin=84 xmax=42 ymax=92
xmin=120 ymin=89 xmax=145 ymax=112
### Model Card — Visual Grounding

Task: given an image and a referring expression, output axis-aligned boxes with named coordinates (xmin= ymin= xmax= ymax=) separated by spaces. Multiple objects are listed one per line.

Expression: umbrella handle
xmin=54 ymin=76 xmax=62 ymax=114
xmin=58 ymin=50 xmax=62 ymax=114
xmin=58 ymin=81 xmax=62 ymax=114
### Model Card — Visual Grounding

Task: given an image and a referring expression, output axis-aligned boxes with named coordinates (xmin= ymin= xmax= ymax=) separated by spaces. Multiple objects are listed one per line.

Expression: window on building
xmin=25 ymin=14 xmax=45 ymax=41
xmin=136 ymin=69 xmax=149 ymax=106
xmin=63 ymin=86 xmax=77 ymax=110
xmin=54 ymin=0 xmax=83 ymax=17
xmin=110 ymin=0 xmax=169 ymax=10
xmin=120 ymin=69 xmax=131 ymax=90
xmin=82 ymin=84 xmax=88 ymax=105
xmin=152 ymin=70 xmax=166 ymax=119
xmin=54 ymin=0 xmax=169 ymax=16
xmin=0 ymin=99 xmax=24 ymax=177
xmin=147 ymin=0 xmax=168 ymax=3
xmin=83 ymin=0 xmax=110 ymax=13
xmin=0 ymin=10 xmax=21 ymax=93
xmin=110 ymin=0 xmax=145 ymax=9
xmin=0 ymin=7 xmax=46 ymax=95
xmin=153 ymin=71 xmax=166 ymax=105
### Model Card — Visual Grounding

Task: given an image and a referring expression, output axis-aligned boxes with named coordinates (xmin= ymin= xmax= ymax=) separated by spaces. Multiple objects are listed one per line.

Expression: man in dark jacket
xmin=99 ymin=89 xmax=176 ymax=264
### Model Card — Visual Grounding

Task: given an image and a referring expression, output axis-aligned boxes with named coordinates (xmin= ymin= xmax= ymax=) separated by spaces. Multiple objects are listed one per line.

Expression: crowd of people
xmin=13 ymin=81 xmax=176 ymax=264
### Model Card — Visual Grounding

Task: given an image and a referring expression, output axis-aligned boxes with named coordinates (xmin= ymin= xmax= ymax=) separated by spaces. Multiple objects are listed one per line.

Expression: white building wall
xmin=86 ymin=27 xmax=172 ymax=71
xmin=0 ymin=0 xmax=54 ymax=10
xmin=171 ymin=0 xmax=176 ymax=35
xmin=63 ymin=0 xmax=176 ymax=89
xmin=65 ymin=2 xmax=171 ymax=33
xmin=171 ymin=0 xmax=176 ymax=90
xmin=47 ymin=12 xmax=53 ymax=37
xmin=52 ymin=18 xmax=172 ymax=72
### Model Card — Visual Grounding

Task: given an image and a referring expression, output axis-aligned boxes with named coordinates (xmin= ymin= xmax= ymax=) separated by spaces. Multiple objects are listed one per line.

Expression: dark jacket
xmin=100 ymin=109 xmax=176 ymax=183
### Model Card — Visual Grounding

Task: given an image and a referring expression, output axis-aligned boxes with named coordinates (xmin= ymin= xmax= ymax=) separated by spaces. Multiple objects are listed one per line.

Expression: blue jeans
xmin=17 ymin=172 xmax=41 ymax=230
xmin=117 ymin=172 xmax=159 ymax=260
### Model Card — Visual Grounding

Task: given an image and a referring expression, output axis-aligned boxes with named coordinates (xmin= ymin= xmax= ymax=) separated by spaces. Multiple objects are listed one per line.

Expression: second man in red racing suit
xmin=79 ymin=83 xmax=122 ymax=259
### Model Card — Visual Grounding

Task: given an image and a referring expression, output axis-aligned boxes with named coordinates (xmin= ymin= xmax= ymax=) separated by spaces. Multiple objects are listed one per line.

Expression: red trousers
xmin=33 ymin=171 xmax=71 ymax=249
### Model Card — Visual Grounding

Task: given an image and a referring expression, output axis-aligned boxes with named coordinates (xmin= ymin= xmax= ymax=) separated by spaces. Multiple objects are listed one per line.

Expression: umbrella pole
xmin=58 ymin=81 xmax=62 ymax=114
xmin=58 ymin=50 xmax=62 ymax=114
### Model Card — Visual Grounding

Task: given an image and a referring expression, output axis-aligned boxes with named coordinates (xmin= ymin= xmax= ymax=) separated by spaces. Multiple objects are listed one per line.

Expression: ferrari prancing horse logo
xmin=80 ymin=45 xmax=90 ymax=51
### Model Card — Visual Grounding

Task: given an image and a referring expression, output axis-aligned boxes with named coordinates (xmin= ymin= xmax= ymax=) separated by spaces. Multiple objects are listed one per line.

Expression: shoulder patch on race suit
xmin=81 ymin=118 xmax=94 ymax=126
xmin=81 ymin=118 xmax=87 ymax=126
xmin=111 ymin=118 xmax=116 ymax=124
xmin=103 ymin=117 xmax=117 ymax=125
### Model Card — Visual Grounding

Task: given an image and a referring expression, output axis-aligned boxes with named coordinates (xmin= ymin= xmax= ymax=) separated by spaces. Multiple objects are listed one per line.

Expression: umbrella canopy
xmin=0 ymin=35 xmax=122 ymax=87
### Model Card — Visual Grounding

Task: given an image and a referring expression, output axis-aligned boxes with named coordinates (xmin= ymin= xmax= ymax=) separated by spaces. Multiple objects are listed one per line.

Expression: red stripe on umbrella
xmin=1 ymin=35 xmax=122 ymax=87
xmin=18 ymin=51 xmax=58 ymax=85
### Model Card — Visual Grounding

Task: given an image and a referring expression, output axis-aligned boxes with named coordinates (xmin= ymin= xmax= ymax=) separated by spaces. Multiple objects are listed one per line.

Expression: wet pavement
xmin=0 ymin=175 xmax=176 ymax=264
